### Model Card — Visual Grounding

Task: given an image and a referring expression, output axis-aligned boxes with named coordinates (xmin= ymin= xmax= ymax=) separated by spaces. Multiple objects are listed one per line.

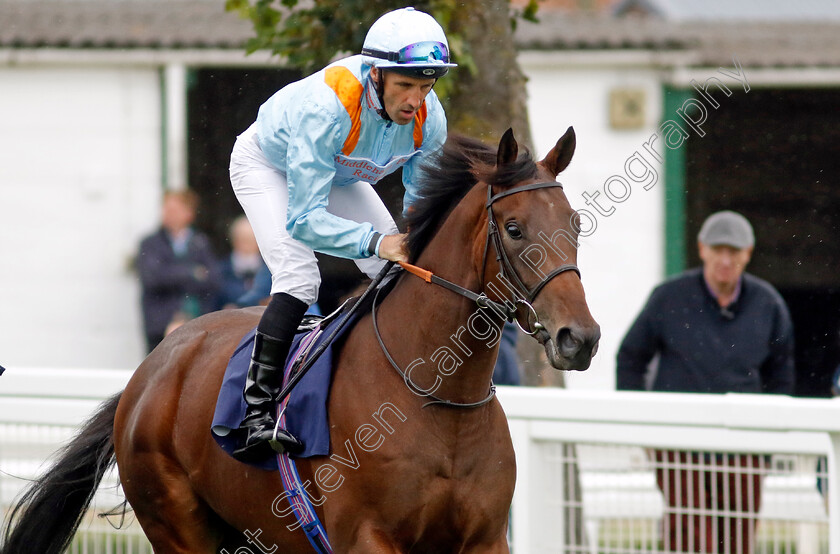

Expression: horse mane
xmin=404 ymin=134 xmax=538 ymax=262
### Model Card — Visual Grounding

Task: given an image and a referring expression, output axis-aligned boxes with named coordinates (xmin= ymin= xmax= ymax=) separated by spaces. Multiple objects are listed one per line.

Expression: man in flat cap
xmin=617 ymin=210 xmax=794 ymax=553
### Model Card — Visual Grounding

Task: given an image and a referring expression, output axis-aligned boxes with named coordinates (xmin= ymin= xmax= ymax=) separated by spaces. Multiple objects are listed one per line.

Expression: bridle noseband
xmin=372 ymin=180 xmax=581 ymax=409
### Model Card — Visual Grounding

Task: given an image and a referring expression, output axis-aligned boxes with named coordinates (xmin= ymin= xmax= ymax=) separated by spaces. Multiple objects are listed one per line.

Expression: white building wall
xmin=0 ymin=66 xmax=161 ymax=369
xmin=521 ymin=54 xmax=667 ymax=390
xmin=0 ymin=52 xmax=670 ymax=381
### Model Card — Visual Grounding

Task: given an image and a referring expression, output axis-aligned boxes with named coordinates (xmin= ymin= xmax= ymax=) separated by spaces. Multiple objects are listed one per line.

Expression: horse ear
xmin=542 ymin=126 xmax=576 ymax=176
xmin=496 ymin=128 xmax=518 ymax=167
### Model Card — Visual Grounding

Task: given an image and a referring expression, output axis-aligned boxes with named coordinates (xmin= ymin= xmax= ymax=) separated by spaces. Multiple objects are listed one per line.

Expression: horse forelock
xmin=404 ymin=134 xmax=538 ymax=262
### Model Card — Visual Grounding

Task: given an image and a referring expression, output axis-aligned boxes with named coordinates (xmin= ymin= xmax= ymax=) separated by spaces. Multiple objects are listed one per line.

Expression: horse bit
xmin=372 ymin=181 xmax=581 ymax=408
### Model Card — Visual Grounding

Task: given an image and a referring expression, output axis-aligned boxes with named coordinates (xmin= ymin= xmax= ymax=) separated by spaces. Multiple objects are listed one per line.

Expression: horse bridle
xmin=372 ymin=180 xmax=581 ymax=409
xmin=480 ymin=181 xmax=581 ymax=335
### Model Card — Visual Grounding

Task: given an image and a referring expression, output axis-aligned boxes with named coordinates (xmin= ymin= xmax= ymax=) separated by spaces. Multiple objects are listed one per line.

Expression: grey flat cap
xmin=697 ymin=210 xmax=755 ymax=249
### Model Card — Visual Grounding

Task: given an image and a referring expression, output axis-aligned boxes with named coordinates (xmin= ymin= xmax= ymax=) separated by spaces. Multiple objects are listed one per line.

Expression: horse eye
xmin=505 ymin=221 xmax=523 ymax=240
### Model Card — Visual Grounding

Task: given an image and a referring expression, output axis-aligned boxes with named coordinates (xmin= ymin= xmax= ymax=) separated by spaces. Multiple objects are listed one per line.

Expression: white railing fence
xmin=499 ymin=387 xmax=840 ymax=554
xmin=0 ymin=368 xmax=152 ymax=553
xmin=4 ymin=369 xmax=840 ymax=553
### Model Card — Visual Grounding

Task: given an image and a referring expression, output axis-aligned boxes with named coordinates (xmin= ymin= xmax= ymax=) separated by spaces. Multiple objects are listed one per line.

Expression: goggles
xmin=363 ymin=41 xmax=450 ymax=65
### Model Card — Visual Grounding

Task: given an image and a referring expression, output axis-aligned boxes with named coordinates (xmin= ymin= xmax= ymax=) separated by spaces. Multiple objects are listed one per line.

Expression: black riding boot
xmin=233 ymin=293 xmax=308 ymax=461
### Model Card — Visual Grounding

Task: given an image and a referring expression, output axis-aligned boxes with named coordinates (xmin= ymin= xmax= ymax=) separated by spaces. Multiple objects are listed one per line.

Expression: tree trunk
xmin=447 ymin=0 xmax=532 ymax=148
xmin=446 ymin=5 xmax=587 ymax=544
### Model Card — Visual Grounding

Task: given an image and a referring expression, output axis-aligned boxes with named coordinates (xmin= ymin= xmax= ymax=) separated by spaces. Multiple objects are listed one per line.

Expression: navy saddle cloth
xmin=211 ymin=310 xmax=361 ymax=470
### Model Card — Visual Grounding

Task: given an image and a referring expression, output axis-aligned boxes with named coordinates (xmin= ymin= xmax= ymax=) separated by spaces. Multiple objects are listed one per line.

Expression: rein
xmin=372 ymin=284 xmax=497 ymax=409
xmin=371 ymin=181 xmax=582 ymax=409
xmin=481 ymin=181 xmax=581 ymax=314
xmin=397 ymin=261 xmax=518 ymax=322
xmin=402 ymin=181 xmax=581 ymax=336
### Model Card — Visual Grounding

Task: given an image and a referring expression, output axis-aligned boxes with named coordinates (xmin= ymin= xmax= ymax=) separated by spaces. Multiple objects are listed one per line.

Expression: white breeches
xmin=229 ymin=124 xmax=397 ymax=305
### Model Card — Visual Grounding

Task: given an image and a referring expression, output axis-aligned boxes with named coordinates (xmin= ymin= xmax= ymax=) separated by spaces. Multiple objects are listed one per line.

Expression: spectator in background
xmin=493 ymin=322 xmax=521 ymax=386
xmin=235 ymin=264 xmax=273 ymax=308
xmin=217 ymin=215 xmax=268 ymax=309
xmin=236 ymin=264 xmax=322 ymax=318
xmin=616 ymin=210 xmax=794 ymax=553
xmin=137 ymin=189 xmax=221 ymax=352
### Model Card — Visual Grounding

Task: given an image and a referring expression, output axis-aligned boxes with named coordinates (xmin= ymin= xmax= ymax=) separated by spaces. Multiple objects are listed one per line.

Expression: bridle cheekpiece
xmin=372 ymin=180 xmax=582 ymax=409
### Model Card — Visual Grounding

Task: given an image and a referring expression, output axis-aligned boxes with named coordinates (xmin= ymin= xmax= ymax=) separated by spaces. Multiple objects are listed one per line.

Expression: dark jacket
xmin=493 ymin=322 xmax=521 ymax=386
xmin=617 ymin=268 xmax=794 ymax=394
xmin=137 ymin=228 xmax=221 ymax=350
xmin=216 ymin=256 xmax=269 ymax=309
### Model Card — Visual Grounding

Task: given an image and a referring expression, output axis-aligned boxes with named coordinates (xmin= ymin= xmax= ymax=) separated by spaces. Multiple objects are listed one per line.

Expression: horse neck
xmin=377 ymin=186 xmax=502 ymax=405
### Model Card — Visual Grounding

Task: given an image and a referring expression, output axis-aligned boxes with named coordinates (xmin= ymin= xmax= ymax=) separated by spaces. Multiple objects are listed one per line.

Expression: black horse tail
xmin=1 ymin=392 xmax=122 ymax=554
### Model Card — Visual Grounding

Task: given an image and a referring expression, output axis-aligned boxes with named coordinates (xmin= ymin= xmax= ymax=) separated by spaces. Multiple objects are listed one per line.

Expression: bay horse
xmin=1 ymin=127 xmax=599 ymax=553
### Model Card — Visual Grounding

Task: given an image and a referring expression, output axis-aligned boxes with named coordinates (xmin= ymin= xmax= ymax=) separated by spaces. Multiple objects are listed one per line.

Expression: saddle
xmin=210 ymin=270 xmax=394 ymax=469
xmin=282 ymin=295 xmax=359 ymax=391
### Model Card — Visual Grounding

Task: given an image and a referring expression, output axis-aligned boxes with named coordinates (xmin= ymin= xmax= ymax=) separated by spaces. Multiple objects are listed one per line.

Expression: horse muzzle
xmin=538 ymin=324 xmax=601 ymax=371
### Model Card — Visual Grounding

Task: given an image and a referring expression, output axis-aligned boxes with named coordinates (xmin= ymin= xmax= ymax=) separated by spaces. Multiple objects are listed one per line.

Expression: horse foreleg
xmin=335 ymin=522 xmax=404 ymax=553
xmin=340 ymin=526 xmax=511 ymax=554
xmin=479 ymin=540 xmax=512 ymax=554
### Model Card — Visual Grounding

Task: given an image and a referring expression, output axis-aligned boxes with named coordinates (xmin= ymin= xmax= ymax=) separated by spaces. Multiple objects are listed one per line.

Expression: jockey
xmin=229 ymin=7 xmax=456 ymax=460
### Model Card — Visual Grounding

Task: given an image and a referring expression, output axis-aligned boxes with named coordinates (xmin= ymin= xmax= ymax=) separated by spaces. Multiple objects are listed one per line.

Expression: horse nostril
xmin=556 ymin=328 xmax=583 ymax=357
